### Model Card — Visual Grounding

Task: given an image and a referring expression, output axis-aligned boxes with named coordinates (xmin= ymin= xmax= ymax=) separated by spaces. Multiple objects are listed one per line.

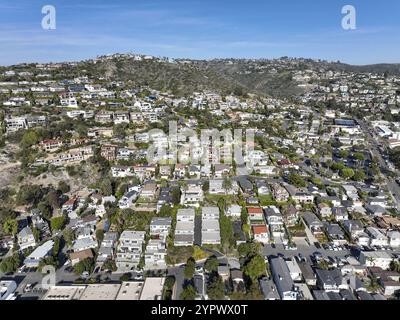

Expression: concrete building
xmin=174 ymin=209 xmax=195 ymax=246
xmin=116 ymin=231 xmax=146 ymax=271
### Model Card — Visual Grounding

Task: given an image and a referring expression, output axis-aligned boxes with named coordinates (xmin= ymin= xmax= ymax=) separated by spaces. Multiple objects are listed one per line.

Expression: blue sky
xmin=1 ymin=0 xmax=400 ymax=65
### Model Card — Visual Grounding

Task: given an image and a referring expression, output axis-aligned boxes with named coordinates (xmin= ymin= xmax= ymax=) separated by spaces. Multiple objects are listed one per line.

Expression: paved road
xmin=358 ymin=118 xmax=400 ymax=210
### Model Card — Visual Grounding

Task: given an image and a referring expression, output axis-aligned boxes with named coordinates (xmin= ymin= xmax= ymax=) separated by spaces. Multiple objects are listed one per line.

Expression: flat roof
xmin=139 ymin=277 xmax=165 ymax=300
xmin=175 ymin=221 xmax=194 ymax=231
xmin=79 ymin=284 xmax=121 ymax=300
xmin=201 ymin=231 xmax=221 ymax=241
xmin=42 ymin=285 xmax=87 ymax=300
xmin=116 ymin=282 xmax=144 ymax=300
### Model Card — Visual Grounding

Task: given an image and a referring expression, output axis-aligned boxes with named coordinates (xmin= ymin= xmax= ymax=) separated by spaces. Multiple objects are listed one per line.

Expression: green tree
xmin=204 ymin=256 xmax=219 ymax=273
xmin=74 ymin=257 xmax=95 ymax=275
xmin=338 ymin=150 xmax=349 ymax=159
xmin=243 ymin=254 xmax=266 ymax=281
xmin=238 ymin=242 xmax=261 ymax=259
xmin=202 ymin=181 xmax=209 ymax=193
xmin=288 ymin=173 xmax=307 ymax=188
xmin=340 ymin=168 xmax=355 ymax=180
xmin=159 ymin=204 xmax=171 ymax=217
xmin=220 ymin=215 xmax=234 ymax=251
xmin=100 ymin=178 xmax=113 ymax=196
xmin=53 ymin=237 xmax=60 ymax=258
xmin=32 ymin=227 xmax=40 ymax=242
xmin=20 ymin=129 xmax=39 ymax=149
xmin=207 ymin=275 xmax=225 ymax=300
xmin=222 ymin=177 xmax=232 ymax=191
xmin=63 ymin=227 xmax=75 ymax=246
xmin=3 ymin=218 xmax=18 ymax=235
xmin=0 ymin=253 xmax=21 ymax=273
xmin=184 ymin=257 xmax=196 ymax=279
xmin=38 ymin=201 xmax=53 ymax=220
xmin=180 ymin=284 xmax=196 ymax=300
xmin=353 ymin=169 xmax=366 ymax=182
xmin=171 ymin=187 xmax=181 ymax=205
xmin=51 ymin=216 xmax=67 ymax=231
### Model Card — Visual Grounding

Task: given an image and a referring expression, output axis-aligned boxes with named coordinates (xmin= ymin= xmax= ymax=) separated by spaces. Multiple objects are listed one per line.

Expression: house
xmin=315 ymin=269 xmax=346 ymax=293
xmin=302 ymin=212 xmax=324 ymax=234
xmin=238 ymin=178 xmax=253 ymax=194
xmin=150 ymin=217 xmax=172 ymax=241
xmin=180 ymin=183 xmax=203 ymax=207
xmin=118 ymin=190 xmax=139 ymax=209
xmin=247 ymin=207 xmax=264 ymax=223
xmin=264 ymin=206 xmax=284 ymax=236
xmin=325 ymin=223 xmax=347 ymax=245
xmin=225 ymin=205 xmax=242 ymax=218
xmin=259 ymin=278 xmax=280 ymax=300
xmin=318 ymin=203 xmax=332 ymax=218
xmin=231 ymin=269 xmax=245 ymax=291
xmin=96 ymin=232 xmax=118 ymax=265
xmin=111 ymin=166 xmax=134 ymax=178
xmin=370 ymin=268 xmax=400 ymax=296
xmin=101 ymin=144 xmax=118 ymax=161
xmin=62 ymin=198 xmax=77 ymax=214
xmin=365 ymin=204 xmax=387 ymax=217
xmin=17 ymin=226 xmax=36 ymax=251
xmin=366 ymin=227 xmax=389 ymax=247
xmin=40 ymin=139 xmax=63 ymax=153
xmin=319 ymin=196 xmax=341 ymax=207
xmin=298 ymin=261 xmax=317 ymax=286
xmin=174 ymin=164 xmax=186 ymax=179
xmin=174 ymin=209 xmax=195 ymax=247
xmin=233 ymin=221 xmax=247 ymax=245
xmin=255 ymin=180 xmax=270 ymax=195
xmin=387 ymin=231 xmax=400 ymax=248
xmin=284 ymin=205 xmax=299 ymax=227
xmin=140 ymin=183 xmax=159 ymax=199
xmin=116 ymin=231 xmax=146 ymax=271
xmin=332 ymin=207 xmax=349 ymax=221
xmin=144 ymin=239 xmax=167 ymax=269
xmin=70 ymin=249 xmax=94 ymax=266
xmin=159 ymin=165 xmax=171 ymax=179
xmin=271 ymin=183 xmax=289 ymax=202
xmin=202 ymin=207 xmax=221 ymax=245
xmin=24 ymin=240 xmax=54 ymax=268
xmin=209 ymin=179 xmax=225 ymax=195
xmin=269 ymin=257 xmax=298 ymax=300
xmin=343 ymin=220 xmax=364 ymax=238
xmin=218 ymin=265 xmax=230 ymax=282
xmin=214 ymin=164 xmax=231 ymax=178
xmin=358 ymin=251 xmax=393 ymax=270
xmin=292 ymin=192 xmax=314 ymax=204
xmin=252 ymin=224 xmax=269 ymax=244
xmin=72 ymin=237 xmax=98 ymax=253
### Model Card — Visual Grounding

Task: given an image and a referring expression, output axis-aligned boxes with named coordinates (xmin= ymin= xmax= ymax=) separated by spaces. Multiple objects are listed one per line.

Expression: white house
xmin=24 ymin=240 xmax=54 ymax=268
xmin=17 ymin=226 xmax=36 ymax=251
xmin=116 ymin=231 xmax=146 ymax=271
xmin=174 ymin=209 xmax=195 ymax=247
